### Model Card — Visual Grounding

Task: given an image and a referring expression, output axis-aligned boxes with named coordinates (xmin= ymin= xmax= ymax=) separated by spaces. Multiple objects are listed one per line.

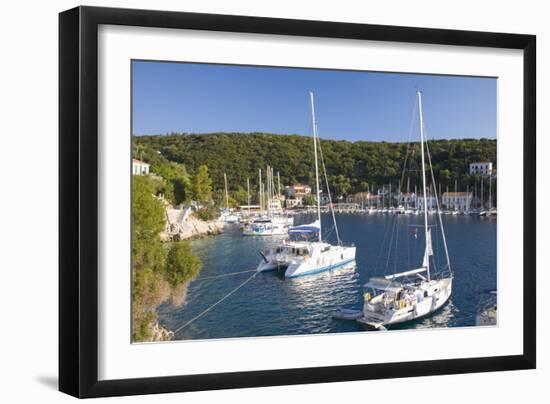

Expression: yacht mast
xmin=310 ymin=92 xmax=322 ymax=242
xmin=258 ymin=169 xmax=262 ymax=213
xmin=474 ymin=178 xmax=477 ymax=208
xmin=271 ymin=167 xmax=276 ymax=211
xmin=277 ymin=171 xmax=281 ymax=199
xmin=273 ymin=169 xmax=277 ymax=210
xmin=466 ymin=183 xmax=469 ymax=211
xmin=247 ymin=177 xmax=250 ymax=216
xmin=224 ymin=172 xmax=229 ymax=210
xmin=481 ymin=176 xmax=485 ymax=210
xmin=489 ymin=174 xmax=493 ymax=210
xmin=268 ymin=167 xmax=272 ymax=215
xmin=417 ymin=91 xmax=431 ymax=280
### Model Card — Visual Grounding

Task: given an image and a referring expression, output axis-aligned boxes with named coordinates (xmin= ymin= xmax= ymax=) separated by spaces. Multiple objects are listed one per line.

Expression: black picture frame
xmin=59 ymin=5 xmax=536 ymax=398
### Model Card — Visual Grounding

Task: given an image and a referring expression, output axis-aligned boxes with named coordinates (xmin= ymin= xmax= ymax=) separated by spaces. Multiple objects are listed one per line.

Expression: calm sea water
xmin=158 ymin=213 xmax=497 ymax=340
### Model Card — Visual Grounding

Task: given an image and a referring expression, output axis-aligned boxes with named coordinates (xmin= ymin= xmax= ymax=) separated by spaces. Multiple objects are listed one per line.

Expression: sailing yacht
xmin=242 ymin=166 xmax=293 ymax=236
xmin=256 ymin=92 xmax=356 ymax=278
xmin=357 ymin=91 xmax=453 ymax=330
xmin=220 ymin=173 xmax=240 ymax=223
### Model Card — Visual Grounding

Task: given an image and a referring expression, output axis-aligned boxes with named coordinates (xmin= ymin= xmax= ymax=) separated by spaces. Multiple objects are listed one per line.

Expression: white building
xmin=417 ymin=196 xmax=438 ymax=211
xmin=268 ymin=198 xmax=284 ymax=212
xmin=469 ymin=162 xmax=493 ymax=176
xmin=132 ymin=159 xmax=150 ymax=176
xmin=285 ymin=198 xmax=302 ymax=208
xmin=442 ymin=192 xmax=473 ymax=211
xmin=284 ymin=184 xmax=312 ymax=198
xmin=399 ymin=192 xmax=417 ymax=207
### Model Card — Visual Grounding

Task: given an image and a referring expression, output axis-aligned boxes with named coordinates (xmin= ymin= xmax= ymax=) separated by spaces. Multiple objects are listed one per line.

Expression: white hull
xmin=242 ymin=216 xmax=293 ymax=236
xmin=359 ymin=277 xmax=452 ymax=329
xmin=257 ymin=242 xmax=356 ymax=278
xmin=220 ymin=213 xmax=240 ymax=223
xmin=243 ymin=226 xmax=288 ymax=236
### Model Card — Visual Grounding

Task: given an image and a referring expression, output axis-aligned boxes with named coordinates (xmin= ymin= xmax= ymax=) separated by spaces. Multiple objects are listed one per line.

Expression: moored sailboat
xmin=357 ymin=91 xmax=453 ymax=330
xmin=256 ymin=92 xmax=356 ymax=278
xmin=242 ymin=166 xmax=294 ymax=236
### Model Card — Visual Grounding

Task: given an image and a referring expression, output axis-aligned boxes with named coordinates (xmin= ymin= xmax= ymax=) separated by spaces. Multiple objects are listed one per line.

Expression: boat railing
xmin=432 ymin=266 xmax=452 ymax=280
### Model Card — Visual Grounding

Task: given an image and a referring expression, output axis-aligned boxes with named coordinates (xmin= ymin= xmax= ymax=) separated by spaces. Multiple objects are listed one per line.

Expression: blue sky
xmin=132 ymin=60 xmax=496 ymax=142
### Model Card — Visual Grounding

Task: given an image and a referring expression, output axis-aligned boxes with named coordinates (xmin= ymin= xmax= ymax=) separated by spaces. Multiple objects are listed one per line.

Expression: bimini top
xmin=289 ymin=220 xmax=321 ymax=234
xmin=364 ymin=277 xmax=403 ymax=294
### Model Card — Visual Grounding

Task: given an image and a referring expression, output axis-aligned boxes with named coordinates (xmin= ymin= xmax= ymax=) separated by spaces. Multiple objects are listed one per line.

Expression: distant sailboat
xmin=220 ymin=173 xmax=239 ymax=223
xmin=256 ymin=92 xmax=356 ymax=278
xmin=357 ymin=91 xmax=453 ymax=330
xmin=242 ymin=166 xmax=293 ymax=236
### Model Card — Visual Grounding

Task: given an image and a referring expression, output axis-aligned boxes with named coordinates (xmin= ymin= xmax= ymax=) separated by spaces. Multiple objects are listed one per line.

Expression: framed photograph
xmin=59 ymin=6 xmax=536 ymax=398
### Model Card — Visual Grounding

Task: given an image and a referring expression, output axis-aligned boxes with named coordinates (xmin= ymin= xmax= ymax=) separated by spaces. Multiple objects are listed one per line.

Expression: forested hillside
xmin=133 ymin=132 xmax=496 ymax=199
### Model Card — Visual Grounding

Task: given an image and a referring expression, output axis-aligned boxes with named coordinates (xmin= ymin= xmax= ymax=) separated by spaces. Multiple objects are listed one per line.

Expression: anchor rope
xmin=173 ymin=270 xmax=259 ymax=335
xmin=194 ymin=269 xmax=257 ymax=281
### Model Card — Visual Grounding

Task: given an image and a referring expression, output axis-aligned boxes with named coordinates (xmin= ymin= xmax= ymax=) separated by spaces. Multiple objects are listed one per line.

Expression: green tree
xmin=440 ymin=169 xmax=451 ymax=188
xmin=133 ymin=133 xmax=496 ymax=200
xmin=131 ymin=176 xmax=168 ymax=341
xmin=333 ymin=175 xmax=351 ymax=197
xmin=173 ymin=176 xmax=191 ymax=205
xmin=192 ymin=165 xmax=213 ymax=203
xmin=232 ymin=187 xmax=249 ymax=206
xmin=302 ymin=193 xmax=316 ymax=206
xmin=166 ymin=242 xmax=203 ymax=286
xmin=359 ymin=181 xmax=370 ymax=192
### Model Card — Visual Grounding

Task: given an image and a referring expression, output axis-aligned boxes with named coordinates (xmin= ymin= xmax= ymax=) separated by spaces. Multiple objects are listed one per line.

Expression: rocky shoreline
xmin=161 ymin=206 xmax=225 ymax=241
xmin=148 ymin=321 xmax=174 ymax=342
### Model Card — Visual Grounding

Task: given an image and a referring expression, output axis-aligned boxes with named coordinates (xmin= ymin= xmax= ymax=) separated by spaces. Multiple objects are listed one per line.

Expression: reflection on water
xmin=393 ymin=301 xmax=457 ymax=330
xmin=158 ymin=213 xmax=496 ymax=341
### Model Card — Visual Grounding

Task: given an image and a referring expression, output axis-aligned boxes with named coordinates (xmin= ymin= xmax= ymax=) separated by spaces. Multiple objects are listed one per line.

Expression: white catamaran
xmin=256 ymin=92 xmax=356 ymax=278
xmin=357 ymin=91 xmax=453 ymax=330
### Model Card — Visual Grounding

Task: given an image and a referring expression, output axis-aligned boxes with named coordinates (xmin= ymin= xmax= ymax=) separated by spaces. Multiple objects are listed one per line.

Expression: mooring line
xmin=194 ymin=269 xmax=256 ymax=281
xmin=173 ymin=270 xmax=259 ymax=335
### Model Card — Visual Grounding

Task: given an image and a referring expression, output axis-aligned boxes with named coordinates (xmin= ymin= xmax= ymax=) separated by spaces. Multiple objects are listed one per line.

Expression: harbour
xmin=158 ymin=212 xmax=496 ymax=340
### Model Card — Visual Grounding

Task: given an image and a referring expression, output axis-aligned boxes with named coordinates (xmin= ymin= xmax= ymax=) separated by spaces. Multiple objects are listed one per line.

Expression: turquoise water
xmin=158 ymin=213 xmax=497 ymax=340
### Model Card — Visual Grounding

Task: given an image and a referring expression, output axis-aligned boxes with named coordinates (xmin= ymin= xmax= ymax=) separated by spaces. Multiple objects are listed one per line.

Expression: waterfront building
xmin=285 ymin=197 xmax=302 ymax=208
xmin=284 ymin=184 xmax=312 ymax=198
xmin=399 ymin=192 xmax=417 ymax=207
xmin=132 ymin=159 xmax=150 ymax=176
xmin=417 ymin=195 xmax=438 ymax=211
xmin=346 ymin=192 xmax=369 ymax=204
xmin=268 ymin=197 xmax=284 ymax=212
xmin=469 ymin=162 xmax=493 ymax=176
xmin=442 ymin=192 xmax=473 ymax=211
xmin=284 ymin=184 xmax=312 ymax=208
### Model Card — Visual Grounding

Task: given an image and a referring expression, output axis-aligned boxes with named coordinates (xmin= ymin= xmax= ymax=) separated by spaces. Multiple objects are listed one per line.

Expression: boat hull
xmin=243 ymin=228 xmax=288 ymax=236
xmin=359 ymin=278 xmax=452 ymax=328
xmin=242 ymin=217 xmax=293 ymax=236
xmin=285 ymin=246 xmax=356 ymax=278
xmin=257 ymin=245 xmax=356 ymax=277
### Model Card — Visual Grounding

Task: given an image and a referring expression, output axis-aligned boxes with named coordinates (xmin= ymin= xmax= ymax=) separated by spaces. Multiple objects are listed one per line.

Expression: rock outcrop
xmin=148 ymin=321 xmax=174 ymax=342
xmin=161 ymin=206 xmax=224 ymax=241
